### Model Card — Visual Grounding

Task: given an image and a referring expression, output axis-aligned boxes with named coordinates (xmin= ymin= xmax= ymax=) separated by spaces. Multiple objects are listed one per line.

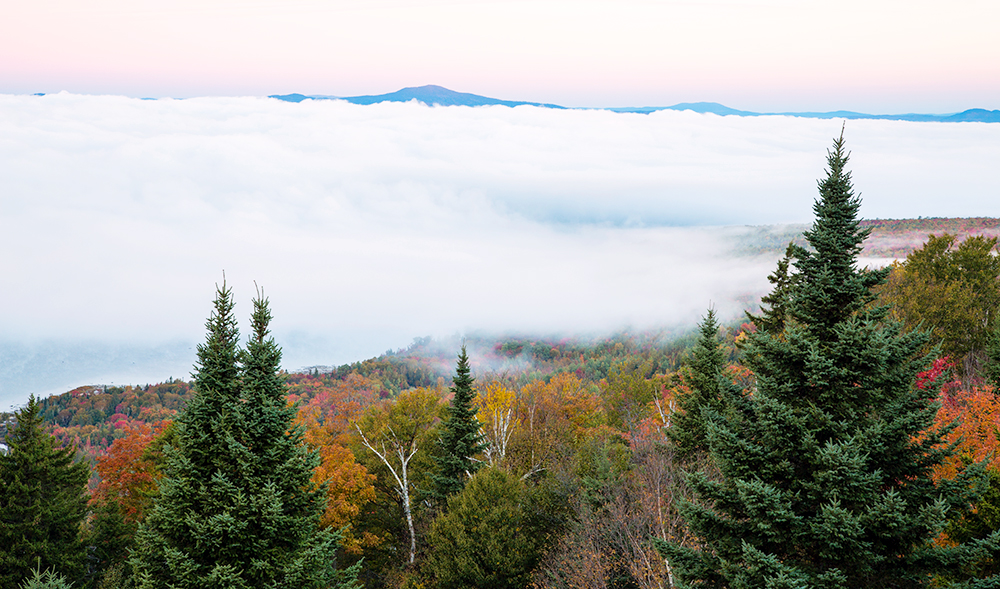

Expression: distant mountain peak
xmin=271 ymin=85 xmax=565 ymax=109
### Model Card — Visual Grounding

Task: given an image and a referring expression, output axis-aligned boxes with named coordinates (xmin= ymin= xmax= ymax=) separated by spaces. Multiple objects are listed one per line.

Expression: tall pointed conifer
xmin=132 ymin=284 xmax=357 ymax=589
xmin=0 ymin=395 xmax=89 ymax=589
xmin=432 ymin=346 xmax=486 ymax=501
xmin=657 ymin=132 xmax=1000 ymax=587
xmin=669 ymin=308 xmax=726 ymax=459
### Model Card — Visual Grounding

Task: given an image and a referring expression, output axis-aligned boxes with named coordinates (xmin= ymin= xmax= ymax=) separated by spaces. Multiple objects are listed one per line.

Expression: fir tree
xmin=657 ymin=132 xmax=1000 ymax=587
xmin=131 ymin=284 xmax=358 ymax=589
xmin=0 ymin=395 xmax=89 ymax=589
xmin=669 ymin=308 xmax=726 ymax=459
xmin=747 ymin=242 xmax=800 ymax=336
xmin=81 ymin=498 xmax=136 ymax=589
xmin=431 ymin=346 xmax=486 ymax=501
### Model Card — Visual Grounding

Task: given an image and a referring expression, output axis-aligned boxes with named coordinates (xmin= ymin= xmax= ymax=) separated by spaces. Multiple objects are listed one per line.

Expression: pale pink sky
xmin=3 ymin=0 xmax=998 ymax=112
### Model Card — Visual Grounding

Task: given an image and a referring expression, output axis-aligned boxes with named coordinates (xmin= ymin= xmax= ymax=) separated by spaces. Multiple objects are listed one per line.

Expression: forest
xmin=4 ymin=137 xmax=1000 ymax=589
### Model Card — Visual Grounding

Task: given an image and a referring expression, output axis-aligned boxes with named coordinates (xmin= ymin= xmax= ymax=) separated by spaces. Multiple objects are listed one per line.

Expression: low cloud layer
xmin=2 ymin=93 xmax=999 ymax=408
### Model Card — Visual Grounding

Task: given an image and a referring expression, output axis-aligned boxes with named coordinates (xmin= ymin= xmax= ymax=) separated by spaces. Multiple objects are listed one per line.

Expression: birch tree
xmin=475 ymin=380 xmax=517 ymax=467
xmin=354 ymin=388 xmax=443 ymax=565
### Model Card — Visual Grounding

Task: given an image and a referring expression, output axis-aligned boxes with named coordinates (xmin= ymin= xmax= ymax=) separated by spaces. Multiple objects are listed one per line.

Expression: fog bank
xmin=2 ymin=93 xmax=998 ymax=408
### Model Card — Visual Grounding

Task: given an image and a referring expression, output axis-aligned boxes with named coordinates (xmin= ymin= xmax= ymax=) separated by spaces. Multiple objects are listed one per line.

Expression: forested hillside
xmin=730 ymin=216 xmax=1000 ymax=259
xmin=3 ymin=206 xmax=1000 ymax=588
xmin=0 ymin=329 xmax=711 ymax=462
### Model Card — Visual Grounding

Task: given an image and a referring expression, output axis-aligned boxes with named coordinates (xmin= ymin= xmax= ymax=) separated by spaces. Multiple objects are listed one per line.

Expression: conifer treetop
xmin=131 ymin=284 xmax=358 ymax=589
xmin=669 ymin=307 xmax=726 ymax=459
xmin=432 ymin=345 xmax=487 ymax=500
xmin=192 ymin=280 xmax=241 ymax=402
xmin=791 ymin=130 xmax=886 ymax=336
xmin=0 ymin=395 xmax=89 ymax=589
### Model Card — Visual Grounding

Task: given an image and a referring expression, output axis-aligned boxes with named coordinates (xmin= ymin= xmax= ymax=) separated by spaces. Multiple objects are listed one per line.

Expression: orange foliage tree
xmin=294 ymin=373 xmax=379 ymax=553
xmin=933 ymin=385 xmax=1000 ymax=482
xmin=91 ymin=421 xmax=169 ymax=523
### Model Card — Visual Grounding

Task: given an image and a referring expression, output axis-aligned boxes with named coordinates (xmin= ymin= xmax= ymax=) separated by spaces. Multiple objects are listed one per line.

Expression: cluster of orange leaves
xmin=91 ymin=421 xmax=170 ymax=523
xmin=292 ymin=374 xmax=381 ymax=553
xmin=933 ymin=385 xmax=1000 ymax=481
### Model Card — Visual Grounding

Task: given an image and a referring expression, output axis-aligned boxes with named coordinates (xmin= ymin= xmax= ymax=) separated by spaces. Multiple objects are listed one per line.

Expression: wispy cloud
xmin=2 ymin=93 xmax=999 ymax=407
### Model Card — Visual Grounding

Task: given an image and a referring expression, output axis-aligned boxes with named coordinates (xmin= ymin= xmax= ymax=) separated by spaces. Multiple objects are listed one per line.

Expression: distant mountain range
xmin=271 ymin=85 xmax=1000 ymax=123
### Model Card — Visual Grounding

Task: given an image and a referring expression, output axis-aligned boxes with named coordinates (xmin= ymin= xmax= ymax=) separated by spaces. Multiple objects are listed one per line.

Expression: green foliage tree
xmin=354 ymin=386 xmax=445 ymax=567
xmin=131 ymin=284 xmax=359 ymax=589
xmin=669 ymin=308 xmax=726 ymax=460
xmin=431 ymin=346 xmax=486 ymax=501
xmin=425 ymin=467 xmax=551 ymax=589
xmin=600 ymin=357 xmax=662 ymax=433
xmin=877 ymin=233 xmax=1000 ymax=382
xmin=657 ymin=133 xmax=1000 ymax=587
xmin=0 ymin=395 xmax=89 ymax=589
xmin=944 ymin=468 xmax=1000 ymax=580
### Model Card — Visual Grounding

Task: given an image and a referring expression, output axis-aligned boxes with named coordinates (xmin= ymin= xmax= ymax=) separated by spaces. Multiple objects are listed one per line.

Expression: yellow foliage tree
xmin=475 ymin=380 xmax=517 ymax=467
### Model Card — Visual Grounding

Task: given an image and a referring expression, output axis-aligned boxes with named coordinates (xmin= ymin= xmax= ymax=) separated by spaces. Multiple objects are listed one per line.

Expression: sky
xmin=2 ymin=0 xmax=999 ymax=113
xmin=2 ymin=0 xmax=999 ymax=410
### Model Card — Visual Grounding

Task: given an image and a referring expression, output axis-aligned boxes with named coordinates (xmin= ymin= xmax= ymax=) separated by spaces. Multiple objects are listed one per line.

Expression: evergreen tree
xmin=669 ymin=308 xmax=726 ymax=459
xmin=0 ymin=395 xmax=89 ymax=589
xmin=82 ymin=499 xmax=136 ymax=589
xmin=747 ymin=242 xmax=800 ymax=336
xmin=431 ymin=346 xmax=486 ymax=501
xmin=657 ymin=133 xmax=1000 ymax=587
xmin=131 ymin=284 xmax=358 ymax=589
xmin=425 ymin=467 xmax=550 ymax=589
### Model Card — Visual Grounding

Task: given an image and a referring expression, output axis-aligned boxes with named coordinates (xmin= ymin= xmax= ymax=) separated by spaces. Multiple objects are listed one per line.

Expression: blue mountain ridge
xmin=269 ymin=85 xmax=1000 ymax=122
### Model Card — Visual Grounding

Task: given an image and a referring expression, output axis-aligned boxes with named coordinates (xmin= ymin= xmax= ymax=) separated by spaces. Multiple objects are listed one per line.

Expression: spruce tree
xmin=131 ymin=284 xmax=358 ymax=589
xmin=0 ymin=395 xmax=89 ymax=589
xmin=669 ymin=308 xmax=727 ymax=459
xmin=431 ymin=346 xmax=486 ymax=501
xmin=657 ymin=133 xmax=1000 ymax=587
xmin=747 ymin=242 xmax=800 ymax=336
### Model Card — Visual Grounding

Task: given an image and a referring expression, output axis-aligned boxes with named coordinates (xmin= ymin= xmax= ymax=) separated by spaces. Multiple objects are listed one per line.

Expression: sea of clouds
xmin=2 ymin=93 xmax=999 ymax=408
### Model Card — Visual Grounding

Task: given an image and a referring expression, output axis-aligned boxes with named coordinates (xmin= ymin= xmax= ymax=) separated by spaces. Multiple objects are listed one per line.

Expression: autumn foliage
xmin=91 ymin=421 xmax=169 ymax=523
xmin=294 ymin=374 xmax=380 ymax=552
xmin=933 ymin=385 xmax=1000 ymax=481
xmin=19 ymin=315 xmax=1000 ymax=589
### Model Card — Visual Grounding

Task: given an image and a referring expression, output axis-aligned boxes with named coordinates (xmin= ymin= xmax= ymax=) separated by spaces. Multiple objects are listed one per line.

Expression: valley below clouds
xmin=2 ymin=92 xmax=999 ymax=407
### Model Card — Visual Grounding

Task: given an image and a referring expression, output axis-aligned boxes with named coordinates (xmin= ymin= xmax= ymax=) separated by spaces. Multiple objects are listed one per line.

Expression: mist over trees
xmin=4 ymin=137 xmax=1000 ymax=588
